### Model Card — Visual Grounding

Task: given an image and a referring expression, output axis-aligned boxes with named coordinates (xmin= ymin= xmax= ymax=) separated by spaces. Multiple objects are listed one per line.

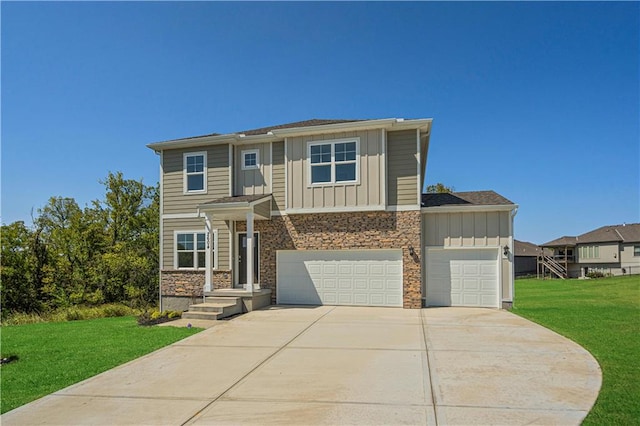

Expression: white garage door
xmin=277 ymin=250 xmax=403 ymax=307
xmin=426 ymin=248 xmax=499 ymax=308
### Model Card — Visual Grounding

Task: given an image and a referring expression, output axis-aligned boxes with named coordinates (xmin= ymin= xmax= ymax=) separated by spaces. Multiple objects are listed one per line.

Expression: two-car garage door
xmin=426 ymin=248 xmax=499 ymax=308
xmin=277 ymin=250 xmax=403 ymax=307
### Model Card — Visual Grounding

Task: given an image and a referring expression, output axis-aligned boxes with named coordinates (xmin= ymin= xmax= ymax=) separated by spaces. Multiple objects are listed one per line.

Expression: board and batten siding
xmin=423 ymin=211 xmax=512 ymax=301
xmin=162 ymin=217 xmax=230 ymax=270
xmin=234 ymin=143 xmax=271 ymax=196
xmin=387 ymin=130 xmax=419 ymax=206
xmin=162 ymin=145 xmax=230 ymax=215
xmin=286 ymin=130 xmax=384 ymax=210
xmin=271 ymin=141 xmax=285 ymax=212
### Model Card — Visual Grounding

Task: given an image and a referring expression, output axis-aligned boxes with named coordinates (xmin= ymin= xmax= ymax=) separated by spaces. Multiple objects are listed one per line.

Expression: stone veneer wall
xmin=236 ymin=211 xmax=422 ymax=308
xmin=161 ymin=270 xmax=232 ymax=299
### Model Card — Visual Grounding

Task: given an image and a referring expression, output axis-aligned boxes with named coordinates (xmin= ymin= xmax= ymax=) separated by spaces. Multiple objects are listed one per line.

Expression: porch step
xmin=181 ymin=310 xmax=224 ymax=321
xmin=183 ymin=298 xmax=243 ymax=321
xmin=204 ymin=296 xmax=242 ymax=304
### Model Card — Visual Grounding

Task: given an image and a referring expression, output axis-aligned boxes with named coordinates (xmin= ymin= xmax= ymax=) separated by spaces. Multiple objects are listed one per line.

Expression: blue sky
xmin=2 ymin=1 xmax=638 ymax=244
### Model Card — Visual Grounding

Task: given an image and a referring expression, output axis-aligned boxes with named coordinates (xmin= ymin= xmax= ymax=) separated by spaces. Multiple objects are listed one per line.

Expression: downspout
xmin=509 ymin=207 xmax=518 ymax=308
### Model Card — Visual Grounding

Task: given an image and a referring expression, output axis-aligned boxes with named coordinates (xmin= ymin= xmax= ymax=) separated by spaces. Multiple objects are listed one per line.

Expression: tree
xmin=426 ymin=183 xmax=455 ymax=193
xmin=0 ymin=222 xmax=43 ymax=316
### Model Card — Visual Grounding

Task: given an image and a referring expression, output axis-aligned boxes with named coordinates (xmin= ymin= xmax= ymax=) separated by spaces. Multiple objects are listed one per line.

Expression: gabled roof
xmin=148 ymin=117 xmax=432 ymax=150
xmin=421 ymin=190 xmax=514 ymax=208
xmin=542 ymin=236 xmax=579 ymax=247
xmin=240 ymin=119 xmax=362 ymax=136
xmin=542 ymin=223 xmax=640 ymax=246
xmin=514 ymin=240 xmax=551 ymax=257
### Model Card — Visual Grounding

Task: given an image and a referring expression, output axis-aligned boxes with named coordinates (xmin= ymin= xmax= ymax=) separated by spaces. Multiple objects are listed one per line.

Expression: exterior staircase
xmin=181 ymin=296 xmax=243 ymax=321
xmin=538 ymin=254 xmax=568 ymax=279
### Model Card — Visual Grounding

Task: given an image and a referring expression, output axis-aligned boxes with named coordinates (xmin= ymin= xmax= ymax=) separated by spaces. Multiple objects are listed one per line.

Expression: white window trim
xmin=183 ymin=151 xmax=207 ymax=194
xmin=174 ymin=229 xmax=218 ymax=270
xmin=307 ymin=137 xmax=360 ymax=187
xmin=241 ymin=149 xmax=260 ymax=170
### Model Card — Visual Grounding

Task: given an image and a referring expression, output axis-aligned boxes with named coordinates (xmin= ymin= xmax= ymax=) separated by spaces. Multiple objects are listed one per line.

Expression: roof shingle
xmin=421 ymin=190 xmax=514 ymax=207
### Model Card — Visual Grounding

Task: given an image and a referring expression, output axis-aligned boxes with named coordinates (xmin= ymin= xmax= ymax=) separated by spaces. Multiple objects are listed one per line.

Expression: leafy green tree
xmin=426 ymin=182 xmax=455 ymax=193
xmin=0 ymin=222 xmax=43 ymax=316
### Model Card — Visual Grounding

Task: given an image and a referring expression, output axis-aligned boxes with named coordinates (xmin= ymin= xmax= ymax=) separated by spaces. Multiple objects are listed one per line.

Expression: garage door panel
xmin=427 ymin=249 xmax=498 ymax=308
xmin=277 ymin=250 xmax=403 ymax=307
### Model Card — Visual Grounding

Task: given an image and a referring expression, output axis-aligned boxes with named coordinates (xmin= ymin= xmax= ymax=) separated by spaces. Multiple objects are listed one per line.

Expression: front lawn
xmin=0 ymin=316 xmax=202 ymax=414
xmin=513 ymin=275 xmax=639 ymax=425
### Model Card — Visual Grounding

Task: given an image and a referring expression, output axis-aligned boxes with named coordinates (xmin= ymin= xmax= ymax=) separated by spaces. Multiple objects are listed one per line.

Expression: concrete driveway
xmin=2 ymin=306 xmax=601 ymax=425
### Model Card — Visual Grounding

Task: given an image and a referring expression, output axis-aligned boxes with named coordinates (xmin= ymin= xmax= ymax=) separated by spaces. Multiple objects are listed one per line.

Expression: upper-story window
xmin=242 ymin=149 xmax=260 ymax=170
xmin=579 ymin=245 xmax=599 ymax=259
xmin=184 ymin=152 xmax=207 ymax=193
xmin=308 ymin=139 xmax=359 ymax=185
xmin=634 ymin=245 xmax=640 ymax=256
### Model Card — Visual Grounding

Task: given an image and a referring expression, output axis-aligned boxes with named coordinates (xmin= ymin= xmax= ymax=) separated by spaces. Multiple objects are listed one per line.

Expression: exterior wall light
xmin=408 ymin=246 xmax=415 ymax=257
xmin=503 ymin=245 xmax=510 ymax=256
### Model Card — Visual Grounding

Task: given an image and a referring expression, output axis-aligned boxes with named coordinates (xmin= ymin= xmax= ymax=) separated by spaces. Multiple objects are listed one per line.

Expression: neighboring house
xmin=540 ymin=223 xmax=640 ymax=278
xmin=147 ymin=118 xmax=517 ymax=314
xmin=513 ymin=240 xmax=547 ymax=277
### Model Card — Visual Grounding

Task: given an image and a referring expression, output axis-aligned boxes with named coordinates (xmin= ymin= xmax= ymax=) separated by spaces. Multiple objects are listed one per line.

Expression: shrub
xmin=137 ymin=310 xmax=182 ymax=326
xmin=1 ymin=304 xmax=143 ymax=325
xmin=587 ymin=270 xmax=606 ymax=279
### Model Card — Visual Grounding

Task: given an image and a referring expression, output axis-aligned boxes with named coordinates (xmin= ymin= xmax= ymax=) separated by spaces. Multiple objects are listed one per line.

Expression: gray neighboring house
xmin=540 ymin=223 xmax=640 ymax=278
xmin=147 ymin=118 xmax=518 ymax=315
xmin=513 ymin=240 xmax=547 ymax=277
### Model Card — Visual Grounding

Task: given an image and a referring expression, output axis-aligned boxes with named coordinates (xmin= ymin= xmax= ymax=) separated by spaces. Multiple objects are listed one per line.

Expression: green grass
xmin=0 ymin=316 xmax=202 ymax=414
xmin=512 ymin=275 xmax=640 ymax=425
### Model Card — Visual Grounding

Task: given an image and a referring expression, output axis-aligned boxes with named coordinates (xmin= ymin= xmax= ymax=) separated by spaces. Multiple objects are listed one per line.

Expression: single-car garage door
xmin=426 ymin=248 xmax=499 ymax=308
xmin=277 ymin=250 xmax=403 ymax=307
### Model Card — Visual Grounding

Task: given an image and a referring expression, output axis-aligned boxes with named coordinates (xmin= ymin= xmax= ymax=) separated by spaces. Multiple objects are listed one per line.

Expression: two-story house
xmin=540 ymin=223 xmax=640 ymax=278
xmin=147 ymin=118 xmax=517 ymax=316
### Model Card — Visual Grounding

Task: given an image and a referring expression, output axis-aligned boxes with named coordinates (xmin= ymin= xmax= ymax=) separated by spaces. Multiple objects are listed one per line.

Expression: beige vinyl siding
xmin=254 ymin=198 xmax=271 ymax=219
xmin=162 ymin=145 xmax=230 ymax=215
xmin=387 ymin=130 xmax=418 ymax=206
xmin=235 ymin=143 xmax=271 ymax=196
xmin=286 ymin=130 xmax=383 ymax=210
xmin=272 ymin=141 xmax=285 ymax=211
xmin=577 ymin=243 xmax=620 ymax=264
xmin=423 ymin=211 xmax=512 ymax=301
xmin=424 ymin=211 xmax=510 ymax=248
xmin=620 ymin=243 xmax=640 ymax=264
xmin=162 ymin=217 xmax=230 ymax=270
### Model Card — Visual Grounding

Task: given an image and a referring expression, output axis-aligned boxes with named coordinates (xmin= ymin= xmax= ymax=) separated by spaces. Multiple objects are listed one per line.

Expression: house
xmin=513 ymin=240 xmax=547 ymax=277
xmin=147 ymin=118 xmax=517 ymax=316
xmin=539 ymin=223 xmax=640 ymax=278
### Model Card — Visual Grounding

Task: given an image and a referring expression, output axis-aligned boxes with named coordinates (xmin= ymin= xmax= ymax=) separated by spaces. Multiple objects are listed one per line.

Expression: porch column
xmin=204 ymin=214 xmax=213 ymax=293
xmin=245 ymin=211 xmax=254 ymax=292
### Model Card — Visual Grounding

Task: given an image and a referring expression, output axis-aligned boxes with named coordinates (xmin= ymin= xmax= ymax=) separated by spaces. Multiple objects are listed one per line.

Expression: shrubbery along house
xmin=147 ymin=118 xmax=517 ymax=317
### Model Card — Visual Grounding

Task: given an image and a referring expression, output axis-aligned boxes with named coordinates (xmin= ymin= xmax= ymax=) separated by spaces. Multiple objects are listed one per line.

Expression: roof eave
xmin=421 ymin=204 xmax=518 ymax=213
xmin=146 ymin=118 xmax=433 ymax=151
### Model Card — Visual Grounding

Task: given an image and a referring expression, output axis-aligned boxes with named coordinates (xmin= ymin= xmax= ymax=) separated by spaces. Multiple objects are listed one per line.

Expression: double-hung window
xmin=184 ymin=152 xmax=207 ymax=193
xmin=579 ymin=245 xmax=600 ymax=259
xmin=634 ymin=245 xmax=640 ymax=257
xmin=309 ymin=139 xmax=358 ymax=185
xmin=175 ymin=231 xmax=216 ymax=269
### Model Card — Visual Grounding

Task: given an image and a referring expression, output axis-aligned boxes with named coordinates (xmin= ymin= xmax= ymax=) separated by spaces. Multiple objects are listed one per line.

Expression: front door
xmin=238 ymin=233 xmax=259 ymax=285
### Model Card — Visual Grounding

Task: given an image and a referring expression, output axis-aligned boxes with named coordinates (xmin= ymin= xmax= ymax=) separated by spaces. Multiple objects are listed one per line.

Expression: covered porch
xmin=197 ymin=194 xmax=272 ymax=294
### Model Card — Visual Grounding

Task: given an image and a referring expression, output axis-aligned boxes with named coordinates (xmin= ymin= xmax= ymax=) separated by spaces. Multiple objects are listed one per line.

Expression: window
xmin=184 ymin=152 xmax=206 ymax=193
xmin=308 ymin=139 xmax=358 ymax=185
xmin=579 ymin=245 xmax=600 ymax=259
xmin=634 ymin=246 xmax=640 ymax=257
xmin=242 ymin=149 xmax=260 ymax=170
xmin=175 ymin=231 xmax=216 ymax=269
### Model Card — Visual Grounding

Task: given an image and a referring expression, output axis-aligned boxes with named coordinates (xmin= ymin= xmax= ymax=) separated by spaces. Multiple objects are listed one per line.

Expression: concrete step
xmin=189 ymin=302 xmax=232 ymax=313
xmin=204 ymin=296 xmax=242 ymax=304
xmin=181 ymin=310 xmax=222 ymax=321
xmin=184 ymin=298 xmax=243 ymax=321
